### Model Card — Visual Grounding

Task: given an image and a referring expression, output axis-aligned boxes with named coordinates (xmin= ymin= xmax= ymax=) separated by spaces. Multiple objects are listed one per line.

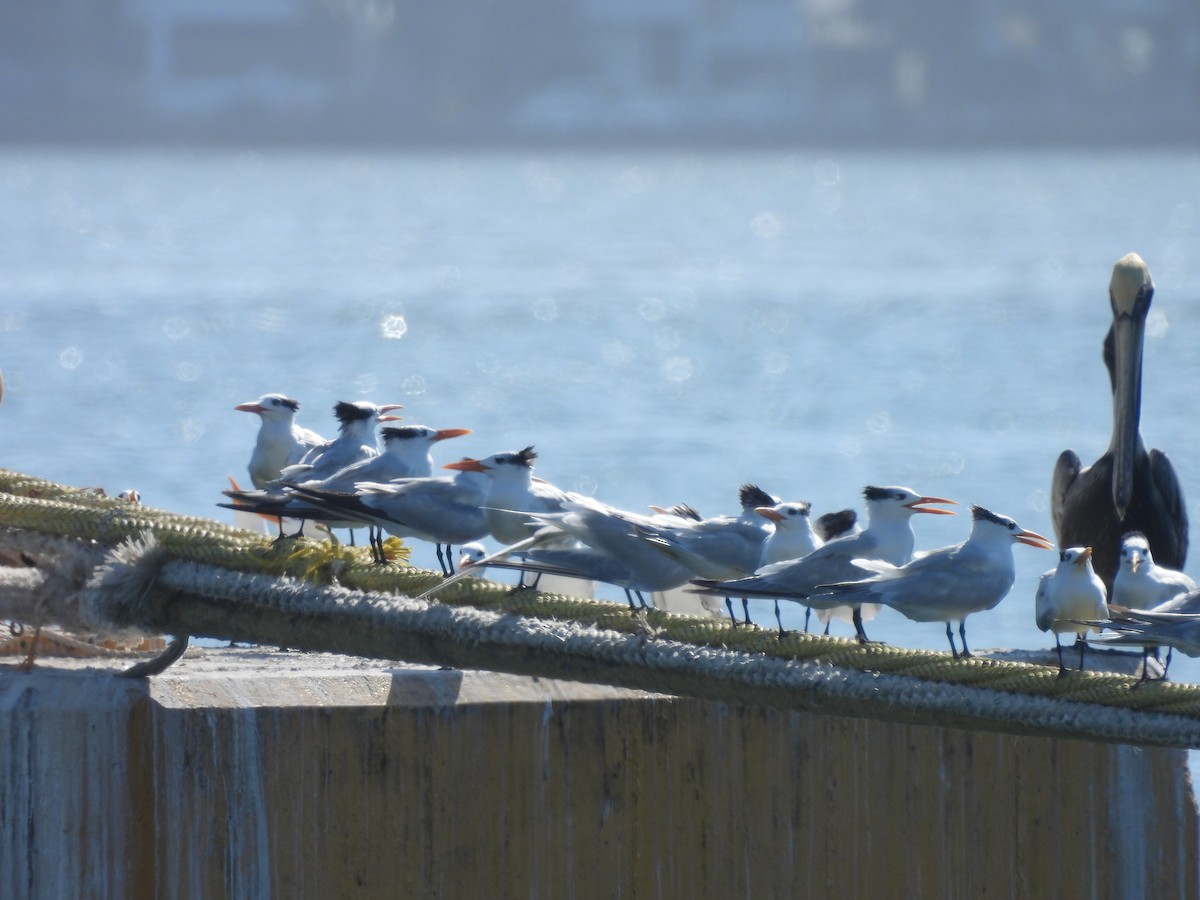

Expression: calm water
xmin=4 ymin=146 xmax=1200 ymax=667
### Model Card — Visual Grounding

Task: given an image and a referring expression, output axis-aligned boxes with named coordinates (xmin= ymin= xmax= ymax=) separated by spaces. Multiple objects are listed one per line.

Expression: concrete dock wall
xmin=2 ymin=653 xmax=1197 ymax=898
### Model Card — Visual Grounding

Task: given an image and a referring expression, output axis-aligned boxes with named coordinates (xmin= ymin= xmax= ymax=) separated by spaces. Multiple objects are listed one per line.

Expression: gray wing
xmin=1034 ymin=571 xmax=1055 ymax=632
xmin=1148 ymin=448 xmax=1188 ymax=569
xmin=1050 ymin=449 xmax=1082 ymax=544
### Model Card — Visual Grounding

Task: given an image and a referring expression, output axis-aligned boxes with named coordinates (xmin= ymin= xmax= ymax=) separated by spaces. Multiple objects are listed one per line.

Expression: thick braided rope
xmin=3 ymin=468 xmax=1200 ymax=722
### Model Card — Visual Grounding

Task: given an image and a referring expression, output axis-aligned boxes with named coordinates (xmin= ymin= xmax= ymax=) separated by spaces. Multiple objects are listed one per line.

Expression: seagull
xmin=820 ymin=506 xmax=1053 ymax=658
xmin=289 ymin=467 xmax=489 ymax=573
xmin=1111 ymin=531 xmax=1197 ymax=610
xmin=234 ymin=393 xmax=325 ymax=489
xmin=691 ymin=486 xmax=957 ymax=639
xmin=1051 ymin=253 xmax=1188 ymax=591
xmin=1034 ymin=546 xmax=1109 ymax=675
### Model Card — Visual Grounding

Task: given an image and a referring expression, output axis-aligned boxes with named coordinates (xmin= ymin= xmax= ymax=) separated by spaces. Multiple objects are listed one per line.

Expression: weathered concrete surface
xmin=1 ymin=649 xmax=1197 ymax=899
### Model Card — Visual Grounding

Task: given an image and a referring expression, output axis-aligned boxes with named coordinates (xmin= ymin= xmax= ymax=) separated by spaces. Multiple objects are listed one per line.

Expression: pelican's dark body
xmin=1051 ymin=253 xmax=1188 ymax=592
xmin=1052 ymin=447 xmax=1186 ymax=589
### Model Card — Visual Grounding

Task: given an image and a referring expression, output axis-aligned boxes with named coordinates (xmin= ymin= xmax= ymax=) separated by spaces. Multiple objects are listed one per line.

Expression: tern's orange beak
xmin=377 ymin=403 xmax=405 ymax=422
xmin=1015 ymin=529 xmax=1054 ymax=550
xmin=754 ymin=506 xmax=784 ymax=523
xmin=906 ymin=496 xmax=958 ymax=515
xmin=434 ymin=428 xmax=472 ymax=442
xmin=444 ymin=458 xmax=488 ymax=473
xmin=235 ymin=402 xmax=265 ymax=414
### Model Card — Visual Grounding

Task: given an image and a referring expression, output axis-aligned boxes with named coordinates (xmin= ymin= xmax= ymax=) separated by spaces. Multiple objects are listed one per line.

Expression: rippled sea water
xmin=4 ymin=147 xmax=1200 ymax=669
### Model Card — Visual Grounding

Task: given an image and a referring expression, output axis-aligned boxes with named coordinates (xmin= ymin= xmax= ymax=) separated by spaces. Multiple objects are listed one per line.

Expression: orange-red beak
xmin=906 ymin=496 xmax=958 ymax=515
xmin=1015 ymin=528 xmax=1054 ymax=550
xmin=444 ymin=458 xmax=488 ymax=473
xmin=434 ymin=428 xmax=472 ymax=442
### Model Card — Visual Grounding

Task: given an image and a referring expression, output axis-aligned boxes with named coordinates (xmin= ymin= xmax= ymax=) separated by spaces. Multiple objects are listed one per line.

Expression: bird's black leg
xmin=1077 ymin=634 xmax=1087 ymax=672
xmin=741 ymin=598 xmax=752 ymax=627
xmin=774 ymin=601 xmax=786 ymax=637
xmin=958 ymin=620 xmax=972 ymax=658
xmin=446 ymin=546 xmax=456 ymax=575
xmin=1054 ymin=634 xmax=1068 ymax=678
xmin=946 ymin=621 xmax=959 ymax=660
xmin=852 ymin=606 xmax=871 ymax=644
xmin=724 ymin=598 xmax=739 ymax=628
xmin=636 ymin=590 xmax=649 ymax=609
xmin=803 ymin=607 xmax=812 ymax=633
xmin=624 ymin=589 xmax=638 ymax=611
xmin=435 ymin=544 xmax=449 ymax=576
xmin=1164 ymin=646 xmax=1174 ymax=677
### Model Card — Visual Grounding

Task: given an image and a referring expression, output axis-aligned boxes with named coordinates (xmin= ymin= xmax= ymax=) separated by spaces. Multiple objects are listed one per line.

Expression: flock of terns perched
xmin=223 ymin=253 xmax=1196 ymax=681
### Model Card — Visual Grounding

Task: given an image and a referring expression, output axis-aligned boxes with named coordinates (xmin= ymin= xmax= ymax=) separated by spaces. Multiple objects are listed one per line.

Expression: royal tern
xmin=290 ymin=467 xmax=489 ymax=573
xmin=443 ymin=447 xmax=572 ymax=544
xmin=1051 ymin=253 xmax=1188 ymax=590
xmin=1111 ymin=531 xmax=1196 ymax=610
xmin=1084 ymin=605 xmax=1200 ymax=679
xmin=235 ymin=393 xmax=326 ymax=489
xmin=691 ymin=486 xmax=956 ymax=639
xmin=279 ymin=400 xmax=404 ymax=485
xmin=821 ymin=506 xmax=1053 ymax=658
xmin=1034 ymin=546 xmax=1108 ymax=675
xmin=441 ymin=447 xmax=574 ymax=588
xmin=634 ymin=484 xmax=780 ymax=582
xmin=221 ymin=400 xmax=402 ymax=539
xmin=743 ymin=500 xmax=825 ymax=631
xmin=463 ymin=494 xmax=697 ymax=608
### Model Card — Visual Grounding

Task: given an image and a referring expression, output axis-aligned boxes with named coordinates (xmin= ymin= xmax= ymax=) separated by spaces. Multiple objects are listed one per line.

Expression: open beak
xmin=906 ymin=496 xmax=958 ymax=515
xmin=1015 ymin=528 xmax=1054 ymax=550
xmin=444 ymin=458 xmax=488 ymax=473
xmin=754 ymin=506 xmax=784 ymax=523
xmin=434 ymin=428 xmax=472 ymax=442
xmin=377 ymin=403 xmax=405 ymax=423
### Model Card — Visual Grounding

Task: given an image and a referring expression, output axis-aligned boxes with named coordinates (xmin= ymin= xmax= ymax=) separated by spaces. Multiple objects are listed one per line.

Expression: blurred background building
xmin=0 ymin=0 xmax=1197 ymax=146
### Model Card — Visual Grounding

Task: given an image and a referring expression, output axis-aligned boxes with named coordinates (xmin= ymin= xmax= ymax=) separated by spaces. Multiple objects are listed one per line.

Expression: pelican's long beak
xmin=1015 ymin=528 xmax=1054 ymax=550
xmin=1110 ymin=313 xmax=1145 ymax=520
xmin=434 ymin=428 xmax=472 ymax=442
xmin=1108 ymin=254 xmax=1153 ymax=521
xmin=906 ymin=496 xmax=958 ymax=515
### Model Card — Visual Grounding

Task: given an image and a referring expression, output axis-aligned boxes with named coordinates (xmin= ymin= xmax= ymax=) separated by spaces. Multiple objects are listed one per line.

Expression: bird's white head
xmin=1119 ymin=531 xmax=1152 ymax=574
xmin=970 ymin=505 xmax=1054 ymax=549
xmin=863 ymin=485 xmax=957 ymax=520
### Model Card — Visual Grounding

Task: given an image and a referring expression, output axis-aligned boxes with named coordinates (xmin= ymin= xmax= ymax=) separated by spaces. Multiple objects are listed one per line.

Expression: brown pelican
xmin=1051 ymin=253 xmax=1188 ymax=590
